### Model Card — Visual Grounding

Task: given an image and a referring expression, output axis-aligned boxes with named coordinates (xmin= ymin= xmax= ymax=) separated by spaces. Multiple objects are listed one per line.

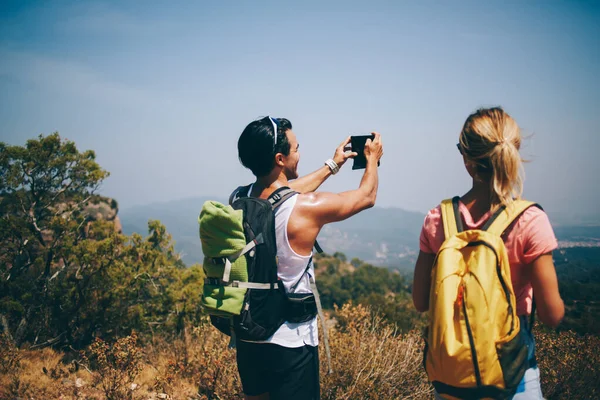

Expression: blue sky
xmin=1 ymin=1 xmax=598 ymax=219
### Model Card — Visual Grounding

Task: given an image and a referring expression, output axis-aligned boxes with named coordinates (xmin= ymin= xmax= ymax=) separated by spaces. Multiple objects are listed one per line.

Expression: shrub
xmin=82 ymin=331 xmax=143 ymax=400
xmin=149 ymin=320 xmax=242 ymax=399
xmin=536 ymin=327 xmax=600 ymax=399
xmin=321 ymin=303 xmax=432 ymax=399
xmin=0 ymin=333 xmax=21 ymax=374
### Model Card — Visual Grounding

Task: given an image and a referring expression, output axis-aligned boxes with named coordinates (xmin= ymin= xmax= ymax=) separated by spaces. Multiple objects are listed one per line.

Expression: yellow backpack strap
xmin=440 ymin=197 xmax=464 ymax=240
xmin=483 ymin=200 xmax=542 ymax=236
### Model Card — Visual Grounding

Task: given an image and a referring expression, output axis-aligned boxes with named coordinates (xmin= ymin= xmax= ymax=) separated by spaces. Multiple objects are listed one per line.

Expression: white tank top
xmin=246 ymin=187 xmax=319 ymax=348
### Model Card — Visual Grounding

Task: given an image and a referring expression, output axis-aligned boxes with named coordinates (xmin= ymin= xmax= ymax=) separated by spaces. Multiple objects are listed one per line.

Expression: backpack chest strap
xmin=204 ymin=277 xmax=275 ymax=290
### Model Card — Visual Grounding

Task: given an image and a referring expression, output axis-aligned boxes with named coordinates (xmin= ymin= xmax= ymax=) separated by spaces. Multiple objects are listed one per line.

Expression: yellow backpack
xmin=424 ymin=197 xmax=539 ymax=400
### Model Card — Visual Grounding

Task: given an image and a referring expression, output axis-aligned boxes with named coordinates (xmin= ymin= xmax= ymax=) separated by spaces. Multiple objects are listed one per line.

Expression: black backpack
xmin=207 ymin=185 xmax=319 ymax=342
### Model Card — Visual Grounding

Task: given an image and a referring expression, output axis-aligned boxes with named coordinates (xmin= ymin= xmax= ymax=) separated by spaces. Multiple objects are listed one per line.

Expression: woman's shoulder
xmin=424 ymin=204 xmax=443 ymax=220
xmin=508 ymin=202 xmax=558 ymax=262
xmin=512 ymin=203 xmax=552 ymax=231
xmin=419 ymin=204 xmax=444 ymax=254
xmin=421 ymin=204 xmax=444 ymax=231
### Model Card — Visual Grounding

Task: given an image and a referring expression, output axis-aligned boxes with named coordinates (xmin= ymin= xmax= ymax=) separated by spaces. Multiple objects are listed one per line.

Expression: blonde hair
xmin=459 ymin=107 xmax=524 ymax=207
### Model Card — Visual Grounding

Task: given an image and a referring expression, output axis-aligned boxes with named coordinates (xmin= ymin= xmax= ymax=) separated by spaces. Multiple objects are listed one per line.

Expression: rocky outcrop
xmin=38 ymin=195 xmax=122 ymax=245
xmin=82 ymin=195 xmax=122 ymax=234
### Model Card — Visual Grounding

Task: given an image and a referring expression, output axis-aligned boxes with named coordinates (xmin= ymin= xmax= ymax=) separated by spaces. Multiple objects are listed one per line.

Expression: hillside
xmin=553 ymin=247 xmax=600 ymax=334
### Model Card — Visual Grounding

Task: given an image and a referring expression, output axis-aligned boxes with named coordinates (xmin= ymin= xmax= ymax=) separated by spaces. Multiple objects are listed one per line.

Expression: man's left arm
xmin=289 ymin=136 xmax=357 ymax=193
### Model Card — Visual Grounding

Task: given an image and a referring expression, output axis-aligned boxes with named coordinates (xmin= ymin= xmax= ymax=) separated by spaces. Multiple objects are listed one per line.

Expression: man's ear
xmin=274 ymin=153 xmax=285 ymax=167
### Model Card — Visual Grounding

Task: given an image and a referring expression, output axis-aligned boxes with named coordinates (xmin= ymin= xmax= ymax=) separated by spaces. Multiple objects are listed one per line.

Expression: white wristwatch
xmin=324 ymin=158 xmax=340 ymax=175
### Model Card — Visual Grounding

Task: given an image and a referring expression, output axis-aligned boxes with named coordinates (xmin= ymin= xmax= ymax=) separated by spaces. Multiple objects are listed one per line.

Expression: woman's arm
xmin=413 ymin=251 xmax=436 ymax=312
xmin=530 ymin=252 xmax=565 ymax=328
xmin=289 ymin=136 xmax=357 ymax=193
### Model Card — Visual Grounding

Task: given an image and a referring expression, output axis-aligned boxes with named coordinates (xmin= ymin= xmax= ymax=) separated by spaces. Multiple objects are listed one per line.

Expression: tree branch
xmin=0 ymin=314 xmax=15 ymax=346
xmin=135 ymin=272 xmax=160 ymax=291
xmin=29 ymin=331 xmax=65 ymax=349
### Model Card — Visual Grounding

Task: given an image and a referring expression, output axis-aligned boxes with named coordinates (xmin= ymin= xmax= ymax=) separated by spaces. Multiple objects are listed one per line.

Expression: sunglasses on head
xmin=269 ymin=116 xmax=279 ymax=147
xmin=456 ymin=143 xmax=463 ymax=154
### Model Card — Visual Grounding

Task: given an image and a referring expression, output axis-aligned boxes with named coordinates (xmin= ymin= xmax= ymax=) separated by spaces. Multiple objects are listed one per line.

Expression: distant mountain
xmin=120 ymin=197 xmax=600 ymax=270
xmin=120 ymin=196 xmax=425 ymax=270
xmin=121 ymin=196 xmax=223 ymax=266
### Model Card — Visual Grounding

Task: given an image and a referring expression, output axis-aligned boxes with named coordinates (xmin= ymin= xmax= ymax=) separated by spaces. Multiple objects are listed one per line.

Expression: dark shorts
xmin=236 ymin=340 xmax=320 ymax=400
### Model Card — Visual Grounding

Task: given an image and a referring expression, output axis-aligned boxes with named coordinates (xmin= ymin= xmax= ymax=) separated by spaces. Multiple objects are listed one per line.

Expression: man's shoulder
xmin=293 ymin=191 xmax=334 ymax=216
xmin=293 ymin=191 xmax=318 ymax=205
xmin=229 ymin=184 xmax=251 ymax=205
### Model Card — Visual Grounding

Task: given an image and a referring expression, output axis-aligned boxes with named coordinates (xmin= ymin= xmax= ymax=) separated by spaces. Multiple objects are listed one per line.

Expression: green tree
xmin=0 ymin=134 xmax=205 ymax=348
xmin=0 ymin=133 xmax=110 ymax=346
xmin=94 ymin=221 xmax=204 ymax=343
xmin=333 ymin=252 xmax=347 ymax=262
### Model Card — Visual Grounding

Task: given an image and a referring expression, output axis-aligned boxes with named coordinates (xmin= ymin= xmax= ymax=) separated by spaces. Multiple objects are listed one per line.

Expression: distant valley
xmin=120 ymin=196 xmax=600 ymax=271
xmin=120 ymin=196 xmax=424 ymax=270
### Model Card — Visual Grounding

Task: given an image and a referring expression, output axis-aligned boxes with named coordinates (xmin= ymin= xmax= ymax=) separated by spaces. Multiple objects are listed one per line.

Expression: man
xmin=234 ymin=116 xmax=383 ymax=400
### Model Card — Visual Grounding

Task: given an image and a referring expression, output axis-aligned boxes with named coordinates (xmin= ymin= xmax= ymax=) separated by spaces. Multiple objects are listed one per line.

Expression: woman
xmin=412 ymin=107 xmax=565 ymax=399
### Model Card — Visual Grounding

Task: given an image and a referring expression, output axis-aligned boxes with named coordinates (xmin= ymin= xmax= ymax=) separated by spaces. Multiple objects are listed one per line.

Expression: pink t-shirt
xmin=419 ymin=201 xmax=558 ymax=316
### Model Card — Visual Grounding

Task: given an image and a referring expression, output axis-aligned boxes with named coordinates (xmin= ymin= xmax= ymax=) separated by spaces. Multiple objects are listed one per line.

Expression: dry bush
xmin=82 ymin=331 xmax=144 ymax=400
xmin=536 ymin=327 xmax=600 ymax=399
xmin=322 ymin=303 xmax=433 ymax=400
xmin=0 ymin=333 xmax=27 ymax=400
xmin=0 ymin=333 xmax=21 ymax=375
xmin=148 ymin=322 xmax=242 ymax=399
xmin=0 ymin=324 xmax=240 ymax=400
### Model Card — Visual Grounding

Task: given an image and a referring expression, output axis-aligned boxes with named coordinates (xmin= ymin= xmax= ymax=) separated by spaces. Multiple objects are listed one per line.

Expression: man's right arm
xmin=286 ymin=132 xmax=383 ymax=256
xmin=297 ymin=132 xmax=383 ymax=225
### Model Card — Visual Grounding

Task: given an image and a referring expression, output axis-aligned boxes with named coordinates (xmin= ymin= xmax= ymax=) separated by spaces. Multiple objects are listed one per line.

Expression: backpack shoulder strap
xmin=484 ymin=200 xmax=543 ymax=236
xmin=268 ymin=187 xmax=324 ymax=250
xmin=268 ymin=186 xmax=298 ymax=211
xmin=268 ymin=186 xmax=324 ymax=253
xmin=313 ymin=240 xmax=324 ymax=254
xmin=440 ymin=196 xmax=464 ymax=240
xmin=229 ymin=185 xmax=251 ymax=205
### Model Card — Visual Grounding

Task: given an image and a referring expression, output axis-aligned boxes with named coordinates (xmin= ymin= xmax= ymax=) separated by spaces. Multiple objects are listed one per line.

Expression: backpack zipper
xmin=495 ymin=262 xmax=515 ymax=335
xmin=462 ymin=285 xmax=482 ymax=387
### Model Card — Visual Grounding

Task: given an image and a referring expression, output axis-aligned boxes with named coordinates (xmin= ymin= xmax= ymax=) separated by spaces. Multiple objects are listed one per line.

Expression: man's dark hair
xmin=238 ymin=117 xmax=292 ymax=177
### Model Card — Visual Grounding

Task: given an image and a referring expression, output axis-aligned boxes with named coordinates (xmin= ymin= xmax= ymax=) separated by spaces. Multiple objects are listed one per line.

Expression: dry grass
xmin=4 ymin=309 xmax=598 ymax=400
xmin=0 ymin=310 xmax=600 ymax=400
xmin=536 ymin=327 xmax=600 ymax=399
xmin=0 ymin=342 xmax=96 ymax=399
xmin=1 ymin=304 xmax=433 ymax=400
xmin=321 ymin=303 xmax=432 ymax=400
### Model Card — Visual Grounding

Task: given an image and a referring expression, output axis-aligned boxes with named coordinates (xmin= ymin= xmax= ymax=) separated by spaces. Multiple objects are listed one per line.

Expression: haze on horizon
xmin=1 ymin=1 xmax=599 ymax=220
